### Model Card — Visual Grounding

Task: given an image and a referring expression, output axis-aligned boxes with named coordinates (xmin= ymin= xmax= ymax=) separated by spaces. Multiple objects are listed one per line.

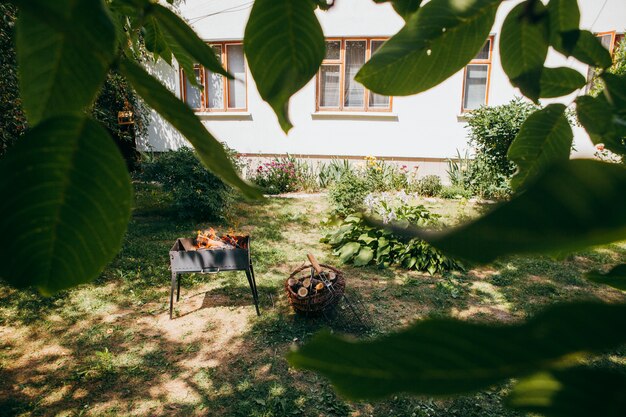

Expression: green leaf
xmin=602 ymin=73 xmax=626 ymax=109
xmin=585 ymin=264 xmax=626 ymax=291
xmin=353 ymin=247 xmax=375 ymax=266
xmin=287 ymin=302 xmax=626 ymax=399
xmin=337 ymin=242 xmax=362 ymax=264
xmin=569 ymin=30 xmax=613 ymax=69
xmin=386 ymin=160 xmax=626 ymax=263
xmin=375 ymin=0 xmax=423 ymax=21
xmin=576 ymin=95 xmax=626 ymax=156
xmin=119 ymin=59 xmax=262 ymax=199
xmin=0 ymin=116 xmax=132 ymax=294
xmin=143 ymin=16 xmax=172 ymax=65
xmin=499 ymin=0 xmax=549 ymax=102
xmin=575 ymin=95 xmax=611 ymax=139
xmin=15 ymin=0 xmax=117 ymax=125
xmin=539 ymin=67 xmax=586 ymax=98
xmin=507 ymin=368 xmax=626 ymax=417
xmin=244 ymin=0 xmax=325 ymax=132
xmin=358 ymin=234 xmax=376 ymax=244
xmin=356 ymin=0 xmax=501 ymax=96
xmin=508 ymin=103 xmax=573 ymax=190
xmin=547 ymin=0 xmax=580 ymax=54
xmin=151 ymin=3 xmax=230 ymax=78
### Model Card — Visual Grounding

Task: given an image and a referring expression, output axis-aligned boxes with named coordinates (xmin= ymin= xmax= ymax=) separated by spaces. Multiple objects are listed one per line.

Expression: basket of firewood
xmin=284 ymin=254 xmax=345 ymax=314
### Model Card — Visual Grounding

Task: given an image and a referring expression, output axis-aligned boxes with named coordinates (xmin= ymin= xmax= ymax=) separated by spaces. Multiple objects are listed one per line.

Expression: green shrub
xmin=465 ymin=157 xmax=513 ymax=200
xmin=416 ymin=175 xmax=443 ymax=197
xmin=139 ymin=147 xmax=237 ymax=221
xmin=439 ymin=185 xmax=472 ymax=199
xmin=465 ymin=97 xmax=539 ymax=178
xmin=447 ymin=150 xmax=472 ymax=188
xmin=318 ymin=159 xmax=354 ymax=188
xmin=463 ymin=97 xmax=539 ymax=198
xmin=323 ymin=194 xmax=461 ymax=274
xmin=250 ymin=156 xmax=300 ymax=194
xmin=328 ymin=172 xmax=369 ymax=215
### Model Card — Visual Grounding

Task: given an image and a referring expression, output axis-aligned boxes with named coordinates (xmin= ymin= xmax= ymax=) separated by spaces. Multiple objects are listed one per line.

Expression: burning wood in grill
xmin=194 ymin=228 xmax=248 ymax=250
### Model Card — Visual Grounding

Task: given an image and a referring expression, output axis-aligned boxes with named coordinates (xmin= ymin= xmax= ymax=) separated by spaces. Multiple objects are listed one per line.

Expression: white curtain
xmin=184 ymin=68 xmax=202 ymax=109
xmin=320 ymin=65 xmax=340 ymax=107
xmin=227 ymin=44 xmax=246 ymax=109
xmin=463 ymin=64 xmax=488 ymax=110
xmin=368 ymin=40 xmax=390 ymax=108
xmin=206 ymin=45 xmax=224 ymax=109
xmin=344 ymin=41 xmax=366 ymax=108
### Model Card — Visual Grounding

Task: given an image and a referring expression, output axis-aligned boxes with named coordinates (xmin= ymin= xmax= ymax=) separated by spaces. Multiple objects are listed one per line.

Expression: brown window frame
xmin=180 ymin=41 xmax=248 ymax=112
xmin=316 ymin=38 xmax=393 ymax=112
xmin=596 ymin=31 xmax=617 ymax=54
xmin=460 ymin=35 xmax=494 ymax=113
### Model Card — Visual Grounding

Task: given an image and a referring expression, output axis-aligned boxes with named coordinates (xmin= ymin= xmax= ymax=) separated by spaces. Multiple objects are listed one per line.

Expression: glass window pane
xmin=344 ymin=40 xmax=366 ymax=108
xmin=463 ymin=64 xmax=488 ymax=110
xmin=474 ymin=39 xmax=491 ymax=60
xmin=320 ymin=65 xmax=341 ymax=107
xmin=369 ymin=41 xmax=390 ymax=108
xmin=206 ymin=45 xmax=224 ymax=109
xmin=325 ymin=41 xmax=341 ymax=60
xmin=184 ymin=67 xmax=202 ymax=109
xmin=598 ymin=34 xmax=612 ymax=50
xmin=227 ymin=44 xmax=246 ymax=109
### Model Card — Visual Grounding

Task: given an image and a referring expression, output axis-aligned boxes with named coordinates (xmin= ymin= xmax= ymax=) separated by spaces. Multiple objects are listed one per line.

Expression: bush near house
xmin=328 ymin=171 xmax=370 ymax=215
xmin=415 ymin=174 xmax=443 ymax=197
xmin=464 ymin=98 xmax=539 ymax=199
xmin=139 ymin=147 xmax=239 ymax=221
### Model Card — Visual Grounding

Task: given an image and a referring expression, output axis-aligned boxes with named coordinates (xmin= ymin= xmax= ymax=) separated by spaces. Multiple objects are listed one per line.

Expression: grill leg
xmin=169 ymin=272 xmax=178 ymax=320
xmin=249 ymin=262 xmax=259 ymax=301
xmin=176 ymin=274 xmax=181 ymax=301
xmin=245 ymin=267 xmax=260 ymax=316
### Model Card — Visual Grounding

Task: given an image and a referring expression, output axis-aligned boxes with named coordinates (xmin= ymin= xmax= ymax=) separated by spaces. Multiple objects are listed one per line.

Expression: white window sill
xmin=196 ymin=112 xmax=253 ymax=120
xmin=311 ymin=111 xmax=398 ymax=121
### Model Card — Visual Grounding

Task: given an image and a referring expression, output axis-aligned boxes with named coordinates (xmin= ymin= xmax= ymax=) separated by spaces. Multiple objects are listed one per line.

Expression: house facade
xmin=142 ymin=0 xmax=626 ymax=179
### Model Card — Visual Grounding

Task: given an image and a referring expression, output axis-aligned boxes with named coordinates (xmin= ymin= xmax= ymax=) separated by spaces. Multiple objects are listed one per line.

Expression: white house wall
xmin=143 ymin=0 xmax=626 ymax=168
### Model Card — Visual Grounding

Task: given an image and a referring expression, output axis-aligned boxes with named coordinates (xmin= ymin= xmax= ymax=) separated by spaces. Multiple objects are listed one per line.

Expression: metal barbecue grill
xmin=169 ymin=236 xmax=259 ymax=319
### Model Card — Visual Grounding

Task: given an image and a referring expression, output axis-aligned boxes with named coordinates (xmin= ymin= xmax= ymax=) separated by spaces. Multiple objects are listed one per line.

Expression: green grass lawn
xmin=1 ymin=183 xmax=625 ymax=417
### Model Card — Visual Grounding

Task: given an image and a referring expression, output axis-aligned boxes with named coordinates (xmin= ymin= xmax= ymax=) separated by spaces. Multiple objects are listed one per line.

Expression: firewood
xmin=297 ymin=287 xmax=309 ymax=298
xmin=302 ymin=278 xmax=312 ymax=288
xmin=287 ymin=278 xmax=297 ymax=287
xmin=307 ymin=253 xmax=323 ymax=274
xmin=328 ymin=272 xmax=337 ymax=281
xmin=315 ymin=282 xmax=324 ymax=291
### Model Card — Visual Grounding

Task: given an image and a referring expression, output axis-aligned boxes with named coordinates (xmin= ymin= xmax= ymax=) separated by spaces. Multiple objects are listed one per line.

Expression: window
xmin=317 ymin=39 xmax=391 ymax=112
xmin=181 ymin=42 xmax=247 ymax=111
xmin=461 ymin=36 xmax=493 ymax=112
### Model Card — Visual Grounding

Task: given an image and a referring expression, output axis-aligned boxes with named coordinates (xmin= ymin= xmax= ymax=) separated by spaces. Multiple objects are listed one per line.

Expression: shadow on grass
xmin=1 ymin=185 xmax=625 ymax=417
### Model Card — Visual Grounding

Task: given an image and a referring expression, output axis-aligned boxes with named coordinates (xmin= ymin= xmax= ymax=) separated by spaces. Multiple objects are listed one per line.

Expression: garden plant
xmin=1 ymin=0 xmax=626 ymax=416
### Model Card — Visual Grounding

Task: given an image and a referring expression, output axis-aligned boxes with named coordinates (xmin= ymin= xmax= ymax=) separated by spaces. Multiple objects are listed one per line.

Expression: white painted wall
xmin=143 ymin=0 xmax=626 ymax=164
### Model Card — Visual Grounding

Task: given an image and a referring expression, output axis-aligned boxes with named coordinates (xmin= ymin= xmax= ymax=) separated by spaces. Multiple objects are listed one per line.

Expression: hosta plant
xmin=322 ymin=192 xmax=461 ymax=274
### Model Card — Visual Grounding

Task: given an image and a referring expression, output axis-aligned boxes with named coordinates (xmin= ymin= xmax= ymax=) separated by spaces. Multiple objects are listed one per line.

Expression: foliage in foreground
xmin=462 ymin=98 xmax=540 ymax=198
